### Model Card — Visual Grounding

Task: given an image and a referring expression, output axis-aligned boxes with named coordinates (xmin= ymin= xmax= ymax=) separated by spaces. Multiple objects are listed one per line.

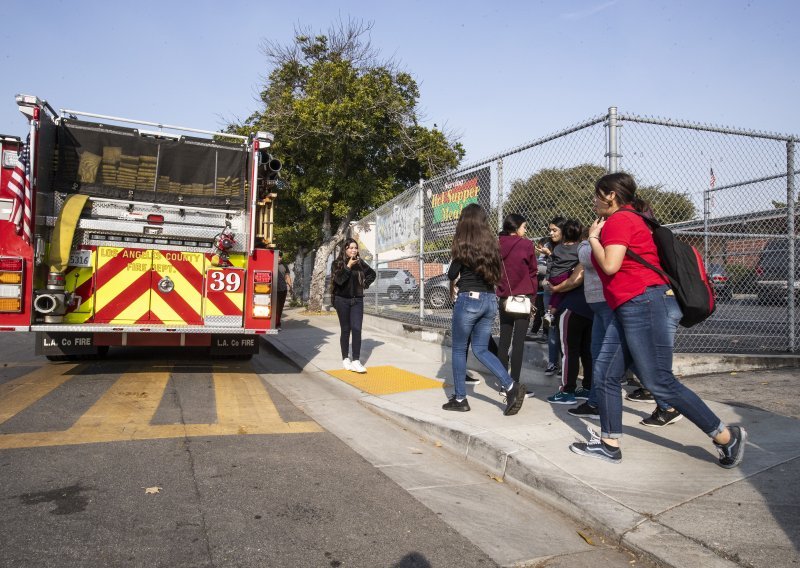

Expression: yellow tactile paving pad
xmin=325 ymin=365 xmax=443 ymax=395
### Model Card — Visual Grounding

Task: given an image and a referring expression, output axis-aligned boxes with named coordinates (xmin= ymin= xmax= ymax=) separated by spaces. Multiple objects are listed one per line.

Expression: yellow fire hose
xmin=49 ymin=194 xmax=90 ymax=274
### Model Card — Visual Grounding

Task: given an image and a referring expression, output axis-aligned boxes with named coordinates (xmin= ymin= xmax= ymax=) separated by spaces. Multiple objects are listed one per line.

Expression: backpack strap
xmin=611 ymin=209 xmax=676 ymax=287
xmin=625 ymin=248 xmax=675 ymax=288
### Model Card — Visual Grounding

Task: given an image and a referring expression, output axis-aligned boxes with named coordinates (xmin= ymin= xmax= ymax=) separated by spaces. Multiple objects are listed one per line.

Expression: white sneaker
xmin=350 ymin=360 xmax=367 ymax=373
xmin=543 ymin=312 xmax=554 ymax=325
xmin=343 ymin=358 xmax=353 ymax=371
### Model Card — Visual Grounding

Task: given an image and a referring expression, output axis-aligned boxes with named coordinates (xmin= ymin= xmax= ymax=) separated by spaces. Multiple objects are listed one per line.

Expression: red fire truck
xmin=0 ymin=95 xmax=281 ymax=359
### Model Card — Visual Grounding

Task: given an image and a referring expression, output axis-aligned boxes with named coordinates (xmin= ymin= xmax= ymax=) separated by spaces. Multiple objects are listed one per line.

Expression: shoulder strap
xmin=616 ymin=211 xmax=675 ymax=286
xmin=501 ymin=257 xmax=515 ymax=295
xmin=625 ymin=248 xmax=674 ymax=286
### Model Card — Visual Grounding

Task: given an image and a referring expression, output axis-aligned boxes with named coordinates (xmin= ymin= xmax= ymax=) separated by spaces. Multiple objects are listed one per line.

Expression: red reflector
xmin=0 ymin=258 xmax=23 ymax=271
xmin=253 ymin=271 xmax=272 ymax=284
xmin=147 ymin=214 xmax=165 ymax=225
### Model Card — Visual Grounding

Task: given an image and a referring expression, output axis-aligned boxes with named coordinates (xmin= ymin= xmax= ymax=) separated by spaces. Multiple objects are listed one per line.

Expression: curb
xmin=361 ymin=395 xmax=740 ymax=568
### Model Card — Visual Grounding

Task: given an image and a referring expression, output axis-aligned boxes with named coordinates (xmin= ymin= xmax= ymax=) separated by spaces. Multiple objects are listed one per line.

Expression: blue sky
xmin=1 ymin=0 xmax=796 ymax=163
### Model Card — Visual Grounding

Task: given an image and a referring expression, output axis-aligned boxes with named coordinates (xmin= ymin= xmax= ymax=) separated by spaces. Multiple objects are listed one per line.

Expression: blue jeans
xmin=587 ymin=301 xmax=668 ymax=411
xmin=544 ymin=290 xmax=563 ymax=367
xmin=451 ymin=292 xmax=514 ymax=399
xmin=599 ymin=286 xmax=725 ymax=439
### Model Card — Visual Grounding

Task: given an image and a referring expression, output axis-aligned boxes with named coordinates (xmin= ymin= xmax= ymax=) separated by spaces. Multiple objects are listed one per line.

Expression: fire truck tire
xmin=46 ymin=354 xmax=72 ymax=362
xmin=211 ymin=353 xmax=253 ymax=361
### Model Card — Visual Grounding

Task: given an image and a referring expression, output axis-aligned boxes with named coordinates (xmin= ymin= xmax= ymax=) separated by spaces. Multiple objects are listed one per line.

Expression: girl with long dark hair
xmin=570 ymin=172 xmax=745 ymax=468
xmin=496 ymin=213 xmax=538 ymax=384
xmin=443 ymin=204 xmax=525 ymax=415
xmin=330 ymin=238 xmax=376 ymax=373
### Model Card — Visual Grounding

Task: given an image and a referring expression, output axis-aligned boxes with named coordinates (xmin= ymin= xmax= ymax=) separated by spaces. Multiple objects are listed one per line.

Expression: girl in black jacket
xmin=330 ymin=238 xmax=376 ymax=373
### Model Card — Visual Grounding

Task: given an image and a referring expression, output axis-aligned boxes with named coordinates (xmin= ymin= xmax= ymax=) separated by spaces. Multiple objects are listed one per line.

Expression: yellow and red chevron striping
xmin=87 ymin=247 xmax=244 ymax=326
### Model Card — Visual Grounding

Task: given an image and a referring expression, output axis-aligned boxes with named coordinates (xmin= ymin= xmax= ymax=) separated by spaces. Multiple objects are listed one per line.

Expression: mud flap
xmin=36 ymin=332 xmax=97 ymax=356
xmin=209 ymin=334 xmax=259 ymax=356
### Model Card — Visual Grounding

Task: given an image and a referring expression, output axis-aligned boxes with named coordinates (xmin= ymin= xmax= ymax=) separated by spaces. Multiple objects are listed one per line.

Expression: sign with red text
xmin=425 ymin=167 xmax=491 ymax=240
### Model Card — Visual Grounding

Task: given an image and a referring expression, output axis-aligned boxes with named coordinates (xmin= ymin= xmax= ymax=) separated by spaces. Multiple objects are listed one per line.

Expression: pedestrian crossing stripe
xmin=0 ymin=364 xmax=321 ymax=450
xmin=325 ymin=365 xmax=444 ymax=395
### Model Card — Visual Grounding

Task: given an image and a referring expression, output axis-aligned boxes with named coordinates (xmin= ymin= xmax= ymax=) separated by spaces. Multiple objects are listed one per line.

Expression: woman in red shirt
xmin=569 ymin=172 xmax=746 ymax=469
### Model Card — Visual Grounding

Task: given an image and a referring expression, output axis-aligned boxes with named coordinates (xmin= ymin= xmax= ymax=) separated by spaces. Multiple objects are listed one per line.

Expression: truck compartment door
xmin=94 ymin=247 xmax=153 ymax=324
xmin=150 ymin=250 xmax=204 ymax=325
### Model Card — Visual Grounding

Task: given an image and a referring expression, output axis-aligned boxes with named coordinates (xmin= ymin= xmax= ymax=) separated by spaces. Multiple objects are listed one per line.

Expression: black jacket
xmin=331 ymin=259 xmax=376 ymax=298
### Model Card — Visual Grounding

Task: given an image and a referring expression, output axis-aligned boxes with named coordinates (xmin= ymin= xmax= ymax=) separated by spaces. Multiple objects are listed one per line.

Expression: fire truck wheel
xmin=46 ymin=354 xmax=76 ymax=362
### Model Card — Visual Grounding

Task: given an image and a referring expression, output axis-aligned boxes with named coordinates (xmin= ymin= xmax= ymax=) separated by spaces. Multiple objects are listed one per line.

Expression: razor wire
xmin=347 ymin=109 xmax=799 ymax=353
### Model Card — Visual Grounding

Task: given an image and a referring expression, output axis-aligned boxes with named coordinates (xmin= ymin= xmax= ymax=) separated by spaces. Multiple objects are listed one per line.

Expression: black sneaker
xmin=503 ymin=383 xmax=526 ymax=416
xmin=715 ymin=425 xmax=747 ymax=469
xmin=544 ymin=363 xmax=560 ymax=376
xmin=442 ymin=396 xmax=470 ymax=412
xmin=626 ymin=388 xmax=656 ymax=403
xmin=568 ymin=402 xmax=600 ymax=420
xmin=641 ymin=407 xmax=683 ymax=427
xmin=464 ymin=373 xmax=481 ymax=385
xmin=569 ymin=425 xmax=621 ymax=464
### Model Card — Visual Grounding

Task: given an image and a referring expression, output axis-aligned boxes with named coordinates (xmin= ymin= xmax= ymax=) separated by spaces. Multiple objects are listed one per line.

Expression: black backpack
xmin=621 ymin=211 xmax=716 ymax=328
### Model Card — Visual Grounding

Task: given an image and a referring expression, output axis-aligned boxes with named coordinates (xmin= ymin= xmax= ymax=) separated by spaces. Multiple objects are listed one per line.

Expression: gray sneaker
xmin=714 ymin=425 xmax=747 ymax=469
xmin=569 ymin=425 xmax=621 ymax=464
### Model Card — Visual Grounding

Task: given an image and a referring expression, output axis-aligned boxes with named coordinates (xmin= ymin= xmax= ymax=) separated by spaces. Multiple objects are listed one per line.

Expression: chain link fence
xmin=347 ymin=108 xmax=799 ymax=353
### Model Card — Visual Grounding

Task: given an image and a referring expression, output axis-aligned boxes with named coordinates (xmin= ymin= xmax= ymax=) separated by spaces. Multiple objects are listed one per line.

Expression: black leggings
xmin=334 ymin=296 xmax=364 ymax=360
xmin=498 ymin=308 xmax=530 ymax=382
xmin=558 ymin=309 xmax=593 ymax=392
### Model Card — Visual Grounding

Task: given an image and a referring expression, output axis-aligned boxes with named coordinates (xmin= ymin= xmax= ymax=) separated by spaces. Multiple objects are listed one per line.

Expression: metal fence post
xmin=497 ymin=158 xmax=504 ymax=227
xmin=419 ymin=179 xmax=425 ymax=323
xmin=788 ymin=139 xmax=796 ymax=352
xmin=607 ymin=106 xmax=619 ymax=173
xmin=703 ymin=186 xmax=710 ymax=264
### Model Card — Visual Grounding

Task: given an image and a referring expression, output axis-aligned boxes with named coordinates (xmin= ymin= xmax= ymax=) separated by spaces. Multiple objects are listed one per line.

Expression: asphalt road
xmin=0 ymin=335 xmax=497 ymax=568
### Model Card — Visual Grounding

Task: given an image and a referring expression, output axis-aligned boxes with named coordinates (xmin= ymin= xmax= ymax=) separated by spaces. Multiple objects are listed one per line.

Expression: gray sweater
xmin=578 ymin=240 xmax=605 ymax=304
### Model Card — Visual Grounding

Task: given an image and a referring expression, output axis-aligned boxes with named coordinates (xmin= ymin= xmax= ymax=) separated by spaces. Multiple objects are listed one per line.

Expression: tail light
xmin=0 ymin=257 xmax=23 ymax=313
xmin=252 ymin=271 xmax=272 ymax=319
xmin=0 ymin=258 xmax=23 ymax=271
xmin=711 ymin=275 xmax=728 ymax=283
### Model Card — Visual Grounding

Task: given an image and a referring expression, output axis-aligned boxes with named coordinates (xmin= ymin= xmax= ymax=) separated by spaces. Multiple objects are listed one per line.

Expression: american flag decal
xmin=7 ymin=134 xmax=32 ymax=244
xmin=709 ymin=167 xmax=716 ymax=189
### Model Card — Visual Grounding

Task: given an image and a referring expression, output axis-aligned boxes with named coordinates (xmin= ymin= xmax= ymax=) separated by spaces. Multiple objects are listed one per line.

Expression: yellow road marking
xmin=0 ymin=363 xmax=80 ymax=424
xmin=325 ymin=365 xmax=443 ymax=395
xmin=0 ymin=363 xmax=320 ymax=450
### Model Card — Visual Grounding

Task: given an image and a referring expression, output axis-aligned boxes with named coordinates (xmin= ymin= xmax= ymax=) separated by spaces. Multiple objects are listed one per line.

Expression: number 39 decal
xmin=209 ymin=270 xmax=242 ymax=292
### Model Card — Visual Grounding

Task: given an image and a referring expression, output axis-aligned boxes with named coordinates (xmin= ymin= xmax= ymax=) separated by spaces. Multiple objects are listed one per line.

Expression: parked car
xmin=368 ymin=268 xmax=418 ymax=302
xmin=755 ymin=238 xmax=800 ymax=305
xmin=707 ymin=263 xmax=731 ymax=302
xmin=418 ymin=273 xmax=453 ymax=309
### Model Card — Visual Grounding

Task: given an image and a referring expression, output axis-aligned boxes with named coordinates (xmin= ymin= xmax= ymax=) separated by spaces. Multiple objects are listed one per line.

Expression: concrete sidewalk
xmin=265 ymin=309 xmax=800 ymax=568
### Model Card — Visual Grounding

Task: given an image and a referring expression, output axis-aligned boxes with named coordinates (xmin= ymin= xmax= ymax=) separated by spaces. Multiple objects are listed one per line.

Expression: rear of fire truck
xmin=0 ymin=95 xmax=281 ymax=359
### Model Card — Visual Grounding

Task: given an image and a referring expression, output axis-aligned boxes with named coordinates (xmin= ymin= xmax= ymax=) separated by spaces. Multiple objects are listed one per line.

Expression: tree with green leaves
xmin=230 ymin=20 xmax=463 ymax=311
xmin=503 ymin=164 xmax=697 ymax=236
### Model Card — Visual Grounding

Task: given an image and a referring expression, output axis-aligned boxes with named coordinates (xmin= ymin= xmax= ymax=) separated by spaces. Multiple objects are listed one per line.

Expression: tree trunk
xmin=290 ymin=246 xmax=307 ymax=303
xmin=307 ymin=218 xmax=349 ymax=312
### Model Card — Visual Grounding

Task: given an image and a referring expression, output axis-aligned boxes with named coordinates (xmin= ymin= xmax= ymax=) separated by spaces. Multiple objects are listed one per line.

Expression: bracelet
xmin=589 ymin=236 xmax=600 ymax=240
